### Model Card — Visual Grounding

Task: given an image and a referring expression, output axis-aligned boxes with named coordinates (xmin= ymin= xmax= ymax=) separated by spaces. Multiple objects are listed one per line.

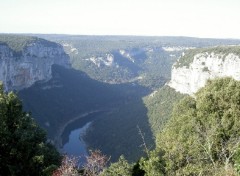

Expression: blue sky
xmin=1 ymin=0 xmax=240 ymax=38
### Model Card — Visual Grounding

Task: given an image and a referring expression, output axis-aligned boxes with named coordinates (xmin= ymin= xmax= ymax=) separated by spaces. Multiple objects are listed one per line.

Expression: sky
xmin=1 ymin=0 xmax=240 ymax=39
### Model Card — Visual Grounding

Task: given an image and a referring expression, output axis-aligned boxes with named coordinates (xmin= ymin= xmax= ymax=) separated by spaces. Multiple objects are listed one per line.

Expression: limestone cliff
xmin=168 ymin=46 xmax=240 ymax=95
xmin=0 ymin=35 xmax=70 ymax=91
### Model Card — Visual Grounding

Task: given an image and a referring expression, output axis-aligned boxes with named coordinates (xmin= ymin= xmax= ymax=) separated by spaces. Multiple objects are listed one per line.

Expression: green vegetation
xmin=175 ymin=46 xmax=240 ymax=68
xmin=174 ymin=48 xmax=205 ymax=68
xmin=155 ymin=77 xmax=240 ymax=175
xmin=137 ymin=48 xmax=177 ymax=89
xmin=0 ymin=84 xmax=61 ymax=175
xmin=0 ymin=34 xmax=59 ymax=57
xmin=0 ymin=34 xmax=37 ymax=52
xmin=137 ymin=150 xmax=166 ymax=176
xmin=101 ymin=156 xmax=133 ymax=175
xmin=205 ymin=45 xmax=240 ymax=55
xmin=144 ymin=85 xmax=186 ymax=135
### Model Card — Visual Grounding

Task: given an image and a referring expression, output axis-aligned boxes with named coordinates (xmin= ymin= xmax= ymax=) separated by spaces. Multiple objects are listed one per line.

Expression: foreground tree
xmin=52 ymin=156 xmax=79 ymax=176
xmin=101 ymin=155 xmax=133 ymax=176
xmin=0 ymin=84 xmax=61 ymax=175
xmin=53 ymin=150 xmax=109 ymax=176
xmin=83 ymin=150 xmax=109 ymax=176
xmin=156 ymin=77 xmax=240 ymax=175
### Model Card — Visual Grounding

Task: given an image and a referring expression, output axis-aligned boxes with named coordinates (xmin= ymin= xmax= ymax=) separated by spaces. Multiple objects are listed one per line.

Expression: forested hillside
xmin=144 ymin=85 xmax=186 ymax=135
xmin=154 ymin=78 xmax=240 ymax=175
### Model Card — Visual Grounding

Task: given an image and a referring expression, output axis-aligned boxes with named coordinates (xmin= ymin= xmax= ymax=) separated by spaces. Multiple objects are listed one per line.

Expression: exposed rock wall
xmin=0 ymin=40 xmax=70 ymax=91
xmin=168 ymin=52 xmax=240 ymax=95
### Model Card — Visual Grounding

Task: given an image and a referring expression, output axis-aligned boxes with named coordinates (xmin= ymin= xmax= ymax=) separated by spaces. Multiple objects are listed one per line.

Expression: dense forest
xmin=154 ymin=78 xmax=240 ymax=175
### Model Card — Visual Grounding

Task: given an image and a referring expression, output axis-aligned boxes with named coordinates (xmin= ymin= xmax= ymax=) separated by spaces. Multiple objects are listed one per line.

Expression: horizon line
xmin=0 ymin=32 xmax=240 ymax=40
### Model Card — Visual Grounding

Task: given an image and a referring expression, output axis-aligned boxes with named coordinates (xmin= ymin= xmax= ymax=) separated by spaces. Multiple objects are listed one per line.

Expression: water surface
xmin=61 ymin=111 xmax=106 ymax=164
xmin=63 ymin=122 xmax=91 ymax=157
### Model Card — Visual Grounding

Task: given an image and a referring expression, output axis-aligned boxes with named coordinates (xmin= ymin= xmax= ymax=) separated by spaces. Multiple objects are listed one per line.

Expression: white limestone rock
xmin=0 ymin=40 xmax=70 ymax=91
xmin=168 ymin=50 xmax=240 ymax=95
xmin=119 ymin=49 xmax=135 ymax=63
xmin=88 ymin=53 xmax=115 ymax=67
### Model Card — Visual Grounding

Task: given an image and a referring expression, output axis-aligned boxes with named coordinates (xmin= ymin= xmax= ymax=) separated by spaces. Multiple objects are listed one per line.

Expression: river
xmin=63 ymin=122 xmax=91 ymax=157
xmin=60 ymin=111 xmax=107 ymax=164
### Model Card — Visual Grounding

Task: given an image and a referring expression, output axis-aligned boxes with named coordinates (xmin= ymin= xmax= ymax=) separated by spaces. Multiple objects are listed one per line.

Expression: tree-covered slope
xmin=0 ymin=84 xmax=61 ymax=176
xmin=144 ymin=85 xmax=186 ymax=135
xmin=155 ymin=78 xmax=240 ymax=175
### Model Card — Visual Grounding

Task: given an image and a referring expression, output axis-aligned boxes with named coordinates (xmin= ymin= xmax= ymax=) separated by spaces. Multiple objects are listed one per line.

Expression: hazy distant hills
xmin=30 ymin=34 xmax=240 ymax=89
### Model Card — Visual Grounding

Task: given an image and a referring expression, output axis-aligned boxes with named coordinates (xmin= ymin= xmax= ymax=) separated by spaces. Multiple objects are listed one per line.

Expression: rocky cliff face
xmin=168 ymin=46 xmax=240 ymax=95
xmin=0 ymin=37 xmax=70 ymax=91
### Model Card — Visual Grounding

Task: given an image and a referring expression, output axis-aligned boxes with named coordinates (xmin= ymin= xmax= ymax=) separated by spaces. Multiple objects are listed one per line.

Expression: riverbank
xmin=54 ymin=109 xmax=111 ymax=150
xmin=63 ymin=122 xmax=92 ymax=158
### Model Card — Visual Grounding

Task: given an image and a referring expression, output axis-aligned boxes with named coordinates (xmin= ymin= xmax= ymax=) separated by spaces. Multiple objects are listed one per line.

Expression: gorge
xmin=1 ymin=34 xmax=240 ymax=163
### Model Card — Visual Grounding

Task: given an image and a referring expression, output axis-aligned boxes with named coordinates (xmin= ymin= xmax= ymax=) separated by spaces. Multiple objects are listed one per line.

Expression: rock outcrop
xmin=0 ymin=36 xmax=70 ymax=91
xmin=168 ymin=46 xmax=240 ymax=95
